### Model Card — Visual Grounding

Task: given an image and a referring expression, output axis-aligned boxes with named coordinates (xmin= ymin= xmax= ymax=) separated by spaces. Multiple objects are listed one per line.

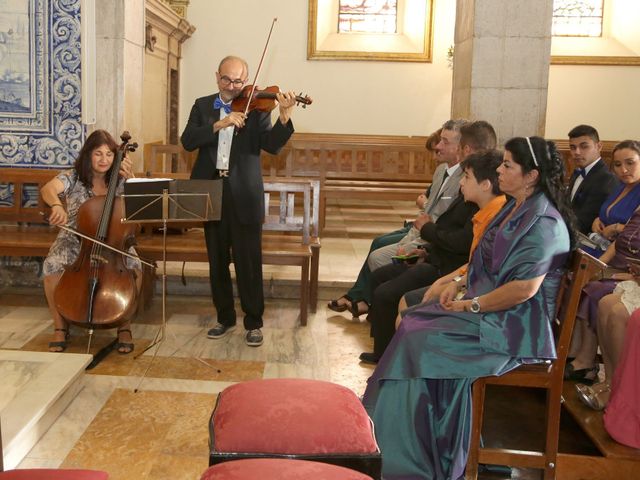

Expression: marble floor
xmin=0 ymin=198 xmax=407 ymax=479
xmin=0 ymin=199 xmax=583 ymax=479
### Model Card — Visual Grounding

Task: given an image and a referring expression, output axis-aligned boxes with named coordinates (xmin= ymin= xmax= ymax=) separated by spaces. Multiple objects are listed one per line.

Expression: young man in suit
xmin=568 ymin=124 xmax=618 ymax=234
xmin=181 ymin=56 xmax=298 ymax=347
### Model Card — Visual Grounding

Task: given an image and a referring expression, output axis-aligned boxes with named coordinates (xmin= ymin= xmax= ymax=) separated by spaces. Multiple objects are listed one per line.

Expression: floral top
xmin=42 ymin=170 xmax=138 ymax=275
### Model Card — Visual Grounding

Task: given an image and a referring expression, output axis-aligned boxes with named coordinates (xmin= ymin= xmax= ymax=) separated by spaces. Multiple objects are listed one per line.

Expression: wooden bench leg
xmin=137 ymin=262 xmax=156 ymax=315
xmin=309 ymin=245 xmax=320 ymax=313
xmin=299 ymin=259 xmax=310 ymax=326
xmin=319 ymin=193 xmax=326 ymax=234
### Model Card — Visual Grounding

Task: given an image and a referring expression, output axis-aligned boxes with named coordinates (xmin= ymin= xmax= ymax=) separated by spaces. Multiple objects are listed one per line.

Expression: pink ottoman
xmin=209 ymin=379 xmax=380 ymax=479
xmin=201 ymin=458 xmax=373 ymax=479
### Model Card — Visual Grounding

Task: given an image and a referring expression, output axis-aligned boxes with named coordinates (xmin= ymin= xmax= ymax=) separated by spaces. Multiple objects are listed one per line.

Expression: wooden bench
xmin=261 ymin=133 xmax=433 ymax=231
xmin=0 ymin=167 xmax=320 ymax=325
xmin=144 ymin=134 xmax=433 ymax=233
xmin=133 ymin=173 xmax=321 ymax=326
xmin=0 ymin=167 xmax=60 ymax=257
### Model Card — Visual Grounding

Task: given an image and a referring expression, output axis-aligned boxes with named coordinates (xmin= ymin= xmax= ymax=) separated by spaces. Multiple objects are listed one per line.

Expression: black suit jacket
xmin=419 ymin=194 xmax=478 ymax=275
xmin=570 ymin=160 xmax=618 ymax=234
xmin=181 ymin=93 xmax=294 ymax=224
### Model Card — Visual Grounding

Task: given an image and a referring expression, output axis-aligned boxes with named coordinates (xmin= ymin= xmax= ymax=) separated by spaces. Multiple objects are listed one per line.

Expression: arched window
xmin=552 ymin=0 xmax=604 ymax=37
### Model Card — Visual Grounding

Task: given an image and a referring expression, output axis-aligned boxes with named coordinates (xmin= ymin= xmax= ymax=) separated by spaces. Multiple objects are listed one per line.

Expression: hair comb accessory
xmin=525 ymin=136 xmax=539 ymax=167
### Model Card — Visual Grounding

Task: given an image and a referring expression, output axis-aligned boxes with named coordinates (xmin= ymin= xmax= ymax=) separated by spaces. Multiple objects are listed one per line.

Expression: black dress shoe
xmin=359 ymin=352 xmax=380 ymax=364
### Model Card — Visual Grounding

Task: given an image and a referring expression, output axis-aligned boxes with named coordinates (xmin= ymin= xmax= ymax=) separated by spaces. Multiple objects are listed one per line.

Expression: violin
xmin=231 ymin=85 xmax=312 ymax=114
xmin=54 ymin=132 xmax=140 ymax=331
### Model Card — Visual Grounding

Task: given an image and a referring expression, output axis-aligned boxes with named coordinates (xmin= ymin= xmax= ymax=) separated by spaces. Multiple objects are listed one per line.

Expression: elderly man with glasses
xmin=181 ymin=55 xmax=298 ymax=347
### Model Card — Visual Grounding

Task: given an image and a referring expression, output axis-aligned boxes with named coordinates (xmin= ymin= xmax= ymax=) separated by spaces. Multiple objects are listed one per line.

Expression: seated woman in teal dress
xmin=362 ymin=137 xmax=575 ymax=480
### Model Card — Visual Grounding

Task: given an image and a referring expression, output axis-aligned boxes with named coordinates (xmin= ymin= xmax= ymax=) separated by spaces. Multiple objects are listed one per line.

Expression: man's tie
xmin=436 ymin=170 xmax=449 ymax=197
xmin=573 ymin=168 xmax=586 ymax=179
xmin=214 ymin=97 xmax=232 ymax=114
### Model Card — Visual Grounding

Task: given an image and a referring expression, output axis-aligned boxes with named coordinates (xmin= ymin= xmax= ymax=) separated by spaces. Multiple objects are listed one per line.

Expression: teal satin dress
xmin=362 ymin=192 xmax=571 ymax=479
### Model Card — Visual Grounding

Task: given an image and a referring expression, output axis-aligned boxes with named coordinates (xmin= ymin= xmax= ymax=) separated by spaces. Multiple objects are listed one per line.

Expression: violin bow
xmin=242 ymin=17 xmax=278 ymax=118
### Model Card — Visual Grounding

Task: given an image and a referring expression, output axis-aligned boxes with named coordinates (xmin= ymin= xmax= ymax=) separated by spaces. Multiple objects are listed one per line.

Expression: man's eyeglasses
xmin=219 ymin=75 xmax=246 ymax=87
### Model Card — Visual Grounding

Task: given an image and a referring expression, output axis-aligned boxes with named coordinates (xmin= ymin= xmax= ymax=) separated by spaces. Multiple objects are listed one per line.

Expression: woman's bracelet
xmin=50 ymin=203 xmax=63 ymax=208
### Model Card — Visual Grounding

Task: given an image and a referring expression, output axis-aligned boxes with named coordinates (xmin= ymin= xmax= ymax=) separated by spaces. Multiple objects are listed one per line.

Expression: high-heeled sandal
xmin=575 ymin=382 xmax=610 ymax=411
xmin=48 ymin=328 xmax=69 ymax=352
xmin=563 ymin=363 xmax=599 ymax=384
xmin=350 ymin=300 xmax=369 ymax=319
xmin=328 ymin=295 xmax=352 ymax=313
xmin=116 ymin=328 xmax=134 ymax=355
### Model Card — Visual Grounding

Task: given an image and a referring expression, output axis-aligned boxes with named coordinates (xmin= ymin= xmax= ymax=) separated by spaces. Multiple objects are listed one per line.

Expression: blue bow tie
xmin=214 ymin=97 xmax=231 ymax=114
xmin=573 ymin=168 xmax=586 ymax=179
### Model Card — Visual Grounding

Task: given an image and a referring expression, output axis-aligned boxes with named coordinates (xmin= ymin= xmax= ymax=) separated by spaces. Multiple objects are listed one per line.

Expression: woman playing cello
xmin=41 ymin=129 xmax=139 ymax=353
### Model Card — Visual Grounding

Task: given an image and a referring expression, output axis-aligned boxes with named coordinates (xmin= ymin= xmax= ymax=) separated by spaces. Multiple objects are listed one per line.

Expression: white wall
xmin=179 ymin=0 xmax=456 ymax=136
xmin=178 ymin=0 xmax=640 ymax=141
xmin=545 ymin=65 xmax=640 ymax=140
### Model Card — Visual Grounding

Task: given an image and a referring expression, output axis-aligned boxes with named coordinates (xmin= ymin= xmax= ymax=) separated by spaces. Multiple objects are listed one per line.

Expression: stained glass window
xmin=552 ymin=0 xmax=604 ymax=37
xmin=338 ymin=0 xmax=398 ymax=34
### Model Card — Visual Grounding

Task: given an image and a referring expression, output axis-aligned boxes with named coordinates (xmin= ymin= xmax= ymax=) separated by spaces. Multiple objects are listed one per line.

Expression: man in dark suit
xmin=181 ymin=56 xmax=297 ymax=347
xmin=567 ymin=124 xmax=618 ymax=234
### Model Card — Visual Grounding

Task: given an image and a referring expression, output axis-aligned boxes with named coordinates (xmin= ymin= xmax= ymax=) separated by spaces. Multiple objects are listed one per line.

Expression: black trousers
xmin=203 ymin=179 xmax=263 ymax=330
xmin=369 ymin=262 xmax=442 ymax=356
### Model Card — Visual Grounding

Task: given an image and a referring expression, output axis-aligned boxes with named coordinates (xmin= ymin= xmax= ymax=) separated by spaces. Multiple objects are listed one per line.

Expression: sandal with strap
xmin=328 ymin=295 xmax=352 ymax=313
xmin=350 ymin=300 xmax=369 ymax=320
xmin=49 ymin=328 xmax=69 ymax=352
xmin=116 ymin=328 xmax=134 ymax=355
xmin=575 ymin=382 xmax=611 ymax=411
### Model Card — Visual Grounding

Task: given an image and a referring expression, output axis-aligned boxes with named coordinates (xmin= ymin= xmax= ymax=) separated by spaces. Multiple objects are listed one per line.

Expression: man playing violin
xmin=181 ymin=55 xmax=298 ymax=347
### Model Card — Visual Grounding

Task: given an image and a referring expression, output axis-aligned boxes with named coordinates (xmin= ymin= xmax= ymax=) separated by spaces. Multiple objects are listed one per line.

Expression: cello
xmin=54 ymin=132 xmax=140 ymax=340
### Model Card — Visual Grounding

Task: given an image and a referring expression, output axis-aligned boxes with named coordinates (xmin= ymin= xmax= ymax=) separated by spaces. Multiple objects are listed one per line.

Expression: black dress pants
xmin=203 ymin=179 xmax=263 ymax=330
xmin=369 ymin=262 xmax=441 ymax=356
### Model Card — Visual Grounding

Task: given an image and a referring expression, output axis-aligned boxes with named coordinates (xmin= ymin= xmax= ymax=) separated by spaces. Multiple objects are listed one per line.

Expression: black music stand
xmin=122 ymin=178 xmax=222 ymax=390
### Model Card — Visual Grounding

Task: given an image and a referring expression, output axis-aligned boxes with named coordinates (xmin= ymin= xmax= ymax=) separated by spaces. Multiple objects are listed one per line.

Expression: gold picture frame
xmin=307 ymin=0 xmax=434 ymax=62
xmin=551 ymin=55 xmax=640 ymax=66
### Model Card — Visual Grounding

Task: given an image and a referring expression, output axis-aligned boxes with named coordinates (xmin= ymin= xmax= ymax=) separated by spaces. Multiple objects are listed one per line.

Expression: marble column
xmin=94 ymin=0 xmax=145 ymax=166
xmin=451 ymin=0 xmax=554 ymax=144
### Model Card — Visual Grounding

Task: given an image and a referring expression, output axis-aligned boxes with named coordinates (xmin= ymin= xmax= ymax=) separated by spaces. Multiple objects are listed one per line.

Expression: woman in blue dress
xmin=584 ymin=140 xmax=640 ymax=257
xmin=565 ymin=140 xmax=640 ymax=383
xmin=362 ymin=137 xmax=575 ymax=480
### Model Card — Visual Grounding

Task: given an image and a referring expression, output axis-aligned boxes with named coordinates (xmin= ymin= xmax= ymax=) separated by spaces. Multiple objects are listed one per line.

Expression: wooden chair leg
xmin=466 ymin=379 xmax=486 ymax=480
xmin=299 ymin=259 xmax=310 ymax=326
xmin=543 ymin=382 xmax=563 ymax=480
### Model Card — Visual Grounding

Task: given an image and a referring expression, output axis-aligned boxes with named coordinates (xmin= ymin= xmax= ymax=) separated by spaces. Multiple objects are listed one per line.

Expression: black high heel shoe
xmin=328 ymin=295 xmax=352 ymax=313
xmin=350 ymin=300 xmax=369 ymax=319
xmin=48 ymin=328 xmax=69 ymax=352
xmin=564 ymin=363 xmax=599 ymax=384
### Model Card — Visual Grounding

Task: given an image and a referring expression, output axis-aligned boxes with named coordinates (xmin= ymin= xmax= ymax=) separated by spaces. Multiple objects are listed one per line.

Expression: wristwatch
xmin=470 ymin=296 xmax=481 ymax=313
xmin=452 ymin=275 xmax=464 ymax=283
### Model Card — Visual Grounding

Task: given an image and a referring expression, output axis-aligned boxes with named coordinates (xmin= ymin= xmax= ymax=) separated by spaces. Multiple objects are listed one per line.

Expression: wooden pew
xmin=0 ymin=168 xmax=60 ymax=257
xmin=133 ymin=174 xmax=321 ymax=325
